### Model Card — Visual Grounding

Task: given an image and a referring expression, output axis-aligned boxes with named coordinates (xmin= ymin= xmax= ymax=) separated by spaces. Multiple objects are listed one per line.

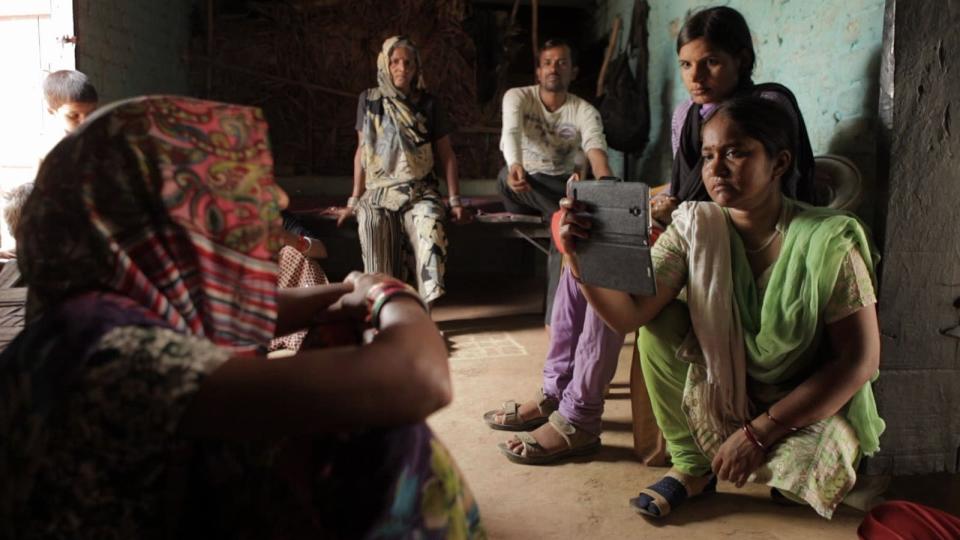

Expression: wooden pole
xmin=508 ymin=0 xmax=521 ymax=27
xmin=596 ymin=16 xmax=622 ymax=98
xmin=206 ymin=0 xmax=214 ymax=97
xmin=531 ymin=0 xmax=539 ymax=63
xmin=307 ymin=89 xmax=314 ymax=174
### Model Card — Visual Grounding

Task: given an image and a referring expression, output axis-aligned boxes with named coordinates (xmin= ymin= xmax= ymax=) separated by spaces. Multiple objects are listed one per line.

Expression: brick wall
xmin=75 ymin=0 xmax=193 ymax=103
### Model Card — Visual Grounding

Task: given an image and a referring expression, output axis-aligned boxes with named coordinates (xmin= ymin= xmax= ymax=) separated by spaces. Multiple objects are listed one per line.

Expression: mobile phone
xmin=571 ymin=178 xmax=656 ymax=296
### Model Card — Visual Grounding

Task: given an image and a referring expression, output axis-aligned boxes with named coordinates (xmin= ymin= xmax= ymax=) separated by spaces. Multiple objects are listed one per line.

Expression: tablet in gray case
xmin=571 ymin=179 xmax=657 ymax=296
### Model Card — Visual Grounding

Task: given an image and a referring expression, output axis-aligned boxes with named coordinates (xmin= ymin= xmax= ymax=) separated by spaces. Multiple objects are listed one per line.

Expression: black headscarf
xmin=669 ymin=82 xmax=816 ymax=204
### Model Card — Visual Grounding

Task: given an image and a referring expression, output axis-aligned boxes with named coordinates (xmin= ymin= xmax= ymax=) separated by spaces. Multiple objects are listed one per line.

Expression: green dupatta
xmin=728 ymin=198 xmax=885 ymax=455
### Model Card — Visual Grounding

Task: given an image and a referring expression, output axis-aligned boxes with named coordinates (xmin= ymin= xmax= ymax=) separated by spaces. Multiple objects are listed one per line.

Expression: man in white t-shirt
xmin=498 ymin=39 xmax=613 ymax=323
xmin=498 ymin=39 xmax=612 ymax=218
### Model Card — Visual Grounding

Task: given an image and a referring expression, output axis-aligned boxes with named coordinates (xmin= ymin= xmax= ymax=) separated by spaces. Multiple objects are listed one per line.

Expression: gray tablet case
xmin=570 ymin=178 xmax=656 ymax=296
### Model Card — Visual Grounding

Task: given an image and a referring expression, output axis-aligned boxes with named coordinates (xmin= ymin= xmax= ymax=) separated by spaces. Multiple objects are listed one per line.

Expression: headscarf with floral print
xmin=18 ymin=95 xmax=285 ymax=351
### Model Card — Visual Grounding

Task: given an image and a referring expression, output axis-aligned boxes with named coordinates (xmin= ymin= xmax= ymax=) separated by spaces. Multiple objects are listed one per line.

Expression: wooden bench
xmin=287 ymin=195 xmax=552 ymax=277
xmin=288 ymin=195 xmax=549 ymax=240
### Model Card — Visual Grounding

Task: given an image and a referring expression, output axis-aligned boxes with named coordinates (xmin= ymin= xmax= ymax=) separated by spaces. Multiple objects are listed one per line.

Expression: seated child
xmin=0 ymin=182 xmax=33 ymax=259
xmin=271 ymin=212 xmax=331 ymax=352
xmin=43 ymin=70 xmax=99 ymax=138
xmin=3 ymin=71 xmax=99 ymax=257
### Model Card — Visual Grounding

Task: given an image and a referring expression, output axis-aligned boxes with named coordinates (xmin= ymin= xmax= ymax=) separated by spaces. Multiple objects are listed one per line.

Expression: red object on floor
xmin=858 ymin=501 xmax=960 ymax=539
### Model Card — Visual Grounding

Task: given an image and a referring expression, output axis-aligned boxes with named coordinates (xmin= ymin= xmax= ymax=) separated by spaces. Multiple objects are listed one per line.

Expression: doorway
xmin=0 ymin=0 xmax=75 ymax=248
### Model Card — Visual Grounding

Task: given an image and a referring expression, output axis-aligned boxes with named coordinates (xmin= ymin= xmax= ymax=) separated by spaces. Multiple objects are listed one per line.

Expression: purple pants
xmin=542 ymin=266 xmax=625 ymax=436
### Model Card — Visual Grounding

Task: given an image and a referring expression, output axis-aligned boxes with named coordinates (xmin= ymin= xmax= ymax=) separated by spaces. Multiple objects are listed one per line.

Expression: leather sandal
xmin=482 ymin=388 xmax=559 ymax=431
xmin=630 ymin=471 xmax=717 ymax=518
xmin=497 ymin=412 xmax=601 ymax=465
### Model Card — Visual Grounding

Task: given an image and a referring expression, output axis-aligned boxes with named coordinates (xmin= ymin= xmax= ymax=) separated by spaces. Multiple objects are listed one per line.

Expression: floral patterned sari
xmin=0 ymin=96 xmax=483 ymax=539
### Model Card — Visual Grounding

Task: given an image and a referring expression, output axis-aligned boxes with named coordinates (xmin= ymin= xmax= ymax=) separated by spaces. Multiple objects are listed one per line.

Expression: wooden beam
xmin=596 ymin=16 xmax=622 ymax=98
xmin=206 ymin=0 xmax=214 ymax=97
xmin=531 ymin=0 xmax=539 ymax=62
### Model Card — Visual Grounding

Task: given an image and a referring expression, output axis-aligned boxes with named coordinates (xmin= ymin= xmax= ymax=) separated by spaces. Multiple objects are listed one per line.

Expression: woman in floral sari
xmin=337 ymin=36 xmax=467 ymax=305
xmin=559 ymin=95 xmax=884 ymax=519
xmin=0 ymin=95 xmax=484 ymax=539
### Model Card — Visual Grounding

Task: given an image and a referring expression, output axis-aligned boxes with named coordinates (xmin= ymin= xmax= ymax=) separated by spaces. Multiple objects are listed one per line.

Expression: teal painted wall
xmin=595 ymin=0 xmax=885 ymax=199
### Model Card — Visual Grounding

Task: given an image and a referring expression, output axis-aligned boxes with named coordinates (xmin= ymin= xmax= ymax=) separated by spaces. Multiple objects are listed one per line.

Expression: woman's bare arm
xmin=434 ymin=135 xmax=459 ymax=199
xmin=336 ymin=131 xmax=366 ymax=227
xmin=751 ymin=305 xmax=881 ymax=444
xmin=180 ymin=296 xmax=450 ymax=439
xmin=351 ymin=130 xmax=366 ymax=200
xmin=434 ymin=135 xmax=468 ymax=222
xmin=274 ymin=283 xmax=353 ymax=337
xmin=560 ymin=205 xmax=679 ymax=334
xmin=578 ymin=274 xmax=679 ymax=334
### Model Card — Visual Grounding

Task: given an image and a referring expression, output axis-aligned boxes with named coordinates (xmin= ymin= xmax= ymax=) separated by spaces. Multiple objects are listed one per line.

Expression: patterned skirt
xmin=270 ymin=246 xmax=329 ymax=352
xmin=683 ymin=362 xmax=861 ymax=518
xmin=356 ymin=179 xmax=448 ymax=303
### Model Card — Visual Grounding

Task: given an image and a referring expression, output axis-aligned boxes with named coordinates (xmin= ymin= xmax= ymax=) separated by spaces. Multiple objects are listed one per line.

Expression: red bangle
xmin=368 ymin=283 xmax=426 ymax=329
xmin=295 ymin=235 xmax=310 ymax=254
xmin=742 ymin=422 xmax=766 ymax=451
xmin=364 ymin=279 xmax=408 ymax=307
xmin=766 ymin=410 xmax=800 ymax=432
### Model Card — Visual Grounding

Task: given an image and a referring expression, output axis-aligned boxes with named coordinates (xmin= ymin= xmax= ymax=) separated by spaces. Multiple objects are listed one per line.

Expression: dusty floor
xmin=428 ymin=275 xmax=960 ymax=539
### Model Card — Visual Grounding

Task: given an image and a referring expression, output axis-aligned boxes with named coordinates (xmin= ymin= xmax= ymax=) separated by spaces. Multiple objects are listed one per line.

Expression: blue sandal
xmin=630 ymin=472 xmax=717 ymax=517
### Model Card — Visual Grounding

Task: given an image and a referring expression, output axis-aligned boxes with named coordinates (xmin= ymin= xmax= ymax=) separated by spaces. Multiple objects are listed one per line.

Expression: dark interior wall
xmin=193 ymin=0 xmax=483 ymax=178
xmin=75 ymin=0 xmax=194 ymax=103
xmin=196 ymin=0 xmax=606 ymax=179
xmin=869 ymin=0 xmax=960 ymax=476
xmin=484 ymin=5 xmax=606 ymax=102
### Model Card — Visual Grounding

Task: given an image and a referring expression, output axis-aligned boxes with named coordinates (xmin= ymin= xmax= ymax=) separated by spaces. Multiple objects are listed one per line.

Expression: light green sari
xmin=730 ymin=199 xmax=885 ymax=456
xmin=642 ymin=197 xmax=885 ymax=518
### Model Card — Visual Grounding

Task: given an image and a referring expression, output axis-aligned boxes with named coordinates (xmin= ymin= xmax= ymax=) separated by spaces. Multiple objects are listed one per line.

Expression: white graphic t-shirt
xmin=500 ymin=85 xmax=607 ymax=176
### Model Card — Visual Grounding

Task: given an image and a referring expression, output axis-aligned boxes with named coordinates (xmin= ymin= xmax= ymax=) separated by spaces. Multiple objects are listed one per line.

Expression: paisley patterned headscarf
xmin=360 ymin=36 xmax=434 ymax=185
xmin=18 ymin=96 xmax=285 ymax=351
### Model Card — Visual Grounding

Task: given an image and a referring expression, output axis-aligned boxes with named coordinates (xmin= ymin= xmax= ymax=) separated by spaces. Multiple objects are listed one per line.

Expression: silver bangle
xmin=347 ymin=196 xmax=359 ymax=208
xmin=448 ymin=195 xmax=462 ymax=208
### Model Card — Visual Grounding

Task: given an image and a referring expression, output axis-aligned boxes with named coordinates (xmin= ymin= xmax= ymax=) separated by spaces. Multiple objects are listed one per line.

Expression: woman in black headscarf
xmin=653 ymin=5 xmax=817 ymax=224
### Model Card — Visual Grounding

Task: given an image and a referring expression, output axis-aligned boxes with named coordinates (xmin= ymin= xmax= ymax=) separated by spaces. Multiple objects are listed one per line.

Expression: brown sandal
xmin=497 ymin=412 xmax=601 ymax=465
xmin=482 ymin=388 xmax=558 ymax=431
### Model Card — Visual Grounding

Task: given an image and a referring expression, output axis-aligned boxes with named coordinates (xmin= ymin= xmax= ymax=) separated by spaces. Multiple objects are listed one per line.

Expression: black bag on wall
xmin=599 ymin=53 xmax=649 ymax=154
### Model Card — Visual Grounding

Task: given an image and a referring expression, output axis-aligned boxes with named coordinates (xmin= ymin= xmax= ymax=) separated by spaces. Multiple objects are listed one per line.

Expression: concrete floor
xmin=428 ymin=275 xmax=960 ymax=539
